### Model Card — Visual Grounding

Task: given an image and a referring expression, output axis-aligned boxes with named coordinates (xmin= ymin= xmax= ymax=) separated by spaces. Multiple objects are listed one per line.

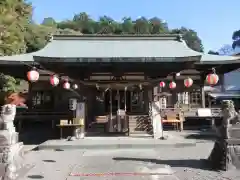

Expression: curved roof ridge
xmin=52 ymin=34 xmax=183 ymax=41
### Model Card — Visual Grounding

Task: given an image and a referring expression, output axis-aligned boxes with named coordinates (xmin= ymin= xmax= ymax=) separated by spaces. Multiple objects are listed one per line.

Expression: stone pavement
xmin=18 ymin=142 xmax=240 ymax=180
xmin=36 ymin=132 xmax=197 ymax=150
xmin=19 ymin=149 xmax=180 ymax=180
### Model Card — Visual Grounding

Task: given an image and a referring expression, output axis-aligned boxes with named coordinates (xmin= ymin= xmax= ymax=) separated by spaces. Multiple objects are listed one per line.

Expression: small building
xmin=0 ymin=34 xmax=240 ymax=135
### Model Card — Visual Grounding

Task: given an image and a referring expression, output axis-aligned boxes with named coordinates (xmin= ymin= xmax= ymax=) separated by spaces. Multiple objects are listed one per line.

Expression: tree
xmin=208 ymin=50 xmax=219 ymax=55
xmin=41 ymin=17 xmax=57 ymax=27
xmin=218 ymin=44 xmax=233 ymax=55
xmin=232 ymin=30 xmax=240 ymax=49
xmin=25 ymin=24 xmax=52 ymax=53
xmin=121 ymin=17 xmax=134 ymax=34
xmin=208 ymin=44 xmax=233 ymax=56
xmin=149 ymin=17 xmax=169 ymax=34
xmin=171 ymin=27 xmax=204 ymax=52
xmin=133 ymin=17 xmax=151 ymax=34
xmin=72 ymin=12 xmax=95 ymax=33
xmin=53 ymin=15 xmax=204 ymax=51
xmin=0 ymin=0 xmax=33 ymax=99
xmin=0 ymin=0 xmax=32 ymax=55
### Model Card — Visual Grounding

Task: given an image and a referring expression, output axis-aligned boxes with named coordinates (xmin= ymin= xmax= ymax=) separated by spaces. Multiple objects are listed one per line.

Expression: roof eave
xmin=0 ymin=53 xmax=35 ymax=64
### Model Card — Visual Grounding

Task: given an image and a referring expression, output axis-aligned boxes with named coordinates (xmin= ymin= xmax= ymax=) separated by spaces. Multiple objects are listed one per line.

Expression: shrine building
xmin=0 ymin=34 xmax=240 ymax=136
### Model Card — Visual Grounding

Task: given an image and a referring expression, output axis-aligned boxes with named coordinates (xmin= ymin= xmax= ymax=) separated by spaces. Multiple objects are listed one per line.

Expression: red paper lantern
xmin=50 ymin=75 xmax=59 ymax=86
xmin=63 ymin=81 xmax=70 ymax=89
xmin=169 ymin=81 xmax=176 ymax=89
xmin=184 ymin=77 xmax=193 ymax=88
xmin=27 ymin=69 xmax=39 ymax=82
xmin=159 ymin=81 xmax=165 ymax=88
xmin=206 ymin=73 xmax=219 ymax=85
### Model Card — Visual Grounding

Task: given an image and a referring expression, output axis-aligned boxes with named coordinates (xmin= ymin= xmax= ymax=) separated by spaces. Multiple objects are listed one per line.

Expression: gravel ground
xmin=19 ymin=141 xmax=240 ymax=180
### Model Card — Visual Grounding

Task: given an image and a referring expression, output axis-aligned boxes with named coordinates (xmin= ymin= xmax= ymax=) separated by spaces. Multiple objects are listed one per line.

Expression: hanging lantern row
xmin=27 ymin=67 xmax=219 ymax=91
xmin=159 ymin=78 xmax=193 ymax=89
xmin=159 ymin=71 xmax=219 ymax=89
xmin=27 ymin=69 xmax=79 ymax=90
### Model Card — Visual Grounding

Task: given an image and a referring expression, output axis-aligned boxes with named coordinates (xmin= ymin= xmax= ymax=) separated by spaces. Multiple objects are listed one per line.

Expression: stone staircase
xmin=128 ymin=115 xmax=152 ymax=136
xmin=87 ymin=116 xmax=108 ymax=134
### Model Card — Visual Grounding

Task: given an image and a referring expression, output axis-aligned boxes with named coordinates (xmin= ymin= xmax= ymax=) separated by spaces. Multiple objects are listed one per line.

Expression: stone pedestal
xmin=0 ymin=104 xmax=26 ymax=180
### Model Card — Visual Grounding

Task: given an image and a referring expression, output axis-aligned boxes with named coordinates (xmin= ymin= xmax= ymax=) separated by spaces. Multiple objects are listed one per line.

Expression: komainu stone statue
xmin=0 ymin=103 xmax=28 ymax=179
xmin=208 ymin=100 xmax=240 ymax=171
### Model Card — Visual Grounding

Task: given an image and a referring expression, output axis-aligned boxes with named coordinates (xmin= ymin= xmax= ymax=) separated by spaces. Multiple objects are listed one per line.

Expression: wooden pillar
xmin=200 ymin=74 xmax=206 ymax=108
xmin=153 ymin=85 xmax=158 ymax=102
xmin=220 ymin=74 xmax=225 ymax=92
xmin=172 ymin=74 xmax=177 ymax=108
xmin=109 ymin=88 xmax=113 ymax=132
xmin=27 ymin=82 xmax=33 ymax=109
xmin=124 ymin=87 xmax=127 ymax=112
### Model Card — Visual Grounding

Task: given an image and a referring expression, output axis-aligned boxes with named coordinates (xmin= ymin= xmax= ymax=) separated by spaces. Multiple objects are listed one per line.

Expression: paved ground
xmin=19 ymin=141 xmax=240 ymax=180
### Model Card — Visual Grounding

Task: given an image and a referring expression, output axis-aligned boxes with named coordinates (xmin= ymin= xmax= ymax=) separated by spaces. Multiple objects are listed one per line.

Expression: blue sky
xmin=30 ymin=0 xmax=239 ymax=52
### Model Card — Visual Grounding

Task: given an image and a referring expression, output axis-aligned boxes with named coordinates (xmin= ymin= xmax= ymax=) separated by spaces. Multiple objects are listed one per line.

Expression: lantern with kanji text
xmin=184 ymin=77 xmax=193 ymax=88
xmin=50 ymin=75 xmax=59 ymax=86
xmin=169 ymin=81 xmax=176 ymax=89
xmin=206 ymin=73 xmax=219 ymax=85
xmin=27 ymin=69 xmax=39 ymax=82
xmin=63 ymin=81 xmax=70 ymax=89
xmin=159 ymin=81 xmax=165 ymax=88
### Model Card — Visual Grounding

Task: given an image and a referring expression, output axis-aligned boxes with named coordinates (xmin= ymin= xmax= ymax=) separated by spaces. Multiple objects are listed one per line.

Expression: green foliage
xmin=0 ymin=0 xmax=32 ymax=55
xmin=0 ymin=0 xmax=32 ymax=95
xmin=232 ymin=30 xmax=240 ymax=49
xmin=0 ymin=73 xmax=17 ymax=92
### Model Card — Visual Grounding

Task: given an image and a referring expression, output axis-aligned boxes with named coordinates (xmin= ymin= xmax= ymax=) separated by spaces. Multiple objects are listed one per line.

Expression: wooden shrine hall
xmin=0 ymin=34 xmax=240 ymax=136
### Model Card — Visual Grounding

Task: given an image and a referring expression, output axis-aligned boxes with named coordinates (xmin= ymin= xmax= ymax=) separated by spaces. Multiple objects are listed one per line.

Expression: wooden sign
xmin=197 ymin=108 xmax=212 ymax=117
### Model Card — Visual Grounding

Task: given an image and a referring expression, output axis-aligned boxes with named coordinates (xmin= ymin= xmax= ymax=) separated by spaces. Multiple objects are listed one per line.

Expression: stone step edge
xmin=36 ymin=142 xmax=196 ymax=151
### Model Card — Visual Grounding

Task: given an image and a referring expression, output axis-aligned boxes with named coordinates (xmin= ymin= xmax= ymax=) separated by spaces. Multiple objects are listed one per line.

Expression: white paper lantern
xmin=50 ymin=75 xmax=59 ymax=86
xmin=27 ymin=69 xmax=39 ymax=82
xmin=206 ymin=73 xmax=219 ymax=85
xmin=63 ymin=81 xmax=70 ymax=89
xmin=184 ymin=77 xmax=193 ymax=88
xmin=72 ymin=84 xmax=78 ymax=89
xmin=159 ymin=81 xmax=165 ymax=88
xmin=169 ymin=81 xmax=176 ymax=89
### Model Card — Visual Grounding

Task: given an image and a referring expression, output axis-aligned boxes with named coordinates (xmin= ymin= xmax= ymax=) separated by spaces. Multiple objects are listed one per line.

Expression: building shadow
xmin=18 ymin=121 xmax=59 ymax=145
xmin=184 ymin=133 xmax=216 ymax=141
xmin=182 ymin=129 xmax=217 ymax=141
xmin=112 ymin=157 xmax=213 ymax=171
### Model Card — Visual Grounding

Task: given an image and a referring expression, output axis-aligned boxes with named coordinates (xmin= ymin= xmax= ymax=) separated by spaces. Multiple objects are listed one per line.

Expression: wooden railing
xmin=160 ymin=107 xmax=222 ymax=117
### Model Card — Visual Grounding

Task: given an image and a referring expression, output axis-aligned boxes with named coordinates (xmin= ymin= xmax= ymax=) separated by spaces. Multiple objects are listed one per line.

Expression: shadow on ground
xmin=18 ymin=121 xmax=59 ymax=145
xmin=184 ymin=134 xmax=216 ymax=141
xmin=113 ymin=157 xmax=213 ymax=171
xmin=179 ymin=129 xmax=217 ymax=141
